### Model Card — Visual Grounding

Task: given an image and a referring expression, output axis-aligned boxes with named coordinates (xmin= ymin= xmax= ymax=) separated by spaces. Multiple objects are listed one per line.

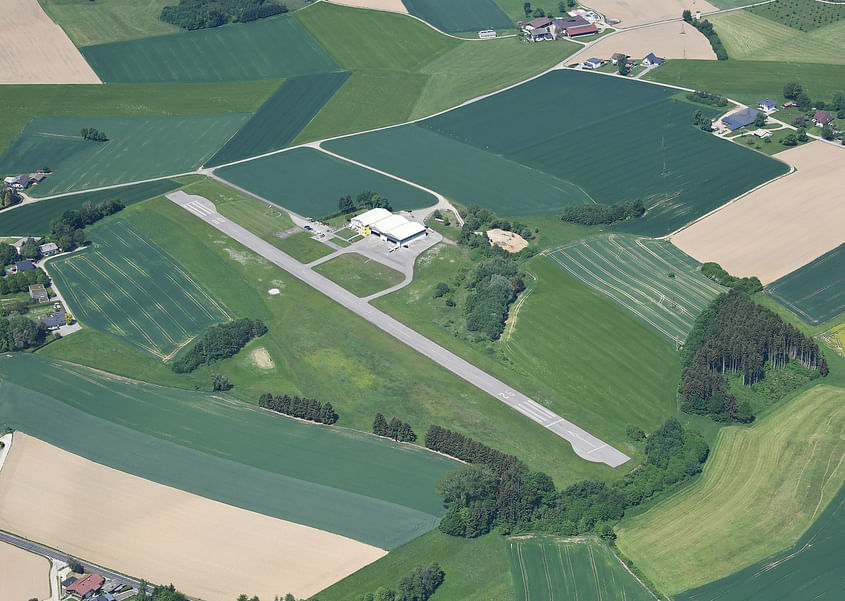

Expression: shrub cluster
xmin=0 ymin=267 xmax=49 ymax=295
xmin=0 ymin=315 xmax=44 ymax=351
xmin=560 ymin=199 xmax=644 ymax=226
xmin=172 ymin=318 xmax=267 ymax=372
xmin=464 ymin=257 xmax=523 ymax=341
xmin=700 ymin=262 xmax=762 ymax=295
xmin=686 ymin=90 xmax=728 ymax=107
xmin=1 ymin=185 xmax=21 ymax=209
xmin=424 ymin=425 xmax=525 ymax=475
xmin=258 ymin=392 xmax=338 ymax=424
xmin=80 ymin=128 xmax=108 ymax=142
xmin=160 ymin=0 xmax=287 ymax=30
xmin=372 ymin=413 xmax=416 ymax=442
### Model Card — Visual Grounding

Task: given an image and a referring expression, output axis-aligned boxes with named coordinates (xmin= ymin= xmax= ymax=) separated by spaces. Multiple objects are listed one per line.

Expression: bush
xmin=172 ymin=318 xmax=267 ymax=372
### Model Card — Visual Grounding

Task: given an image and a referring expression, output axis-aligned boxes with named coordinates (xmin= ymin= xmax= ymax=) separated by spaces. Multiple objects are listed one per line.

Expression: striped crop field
xmin=547 ymin=235 xmax=724 ymax=343
xmin=49 ymin=219 xmax=230 ymax=359
xmin=508 ymin=536 xmax=653 ymax=601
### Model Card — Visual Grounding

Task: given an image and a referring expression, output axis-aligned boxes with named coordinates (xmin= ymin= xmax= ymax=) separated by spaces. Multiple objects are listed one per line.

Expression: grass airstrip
xmin=615 ymin=384 xmax=845 ymax=595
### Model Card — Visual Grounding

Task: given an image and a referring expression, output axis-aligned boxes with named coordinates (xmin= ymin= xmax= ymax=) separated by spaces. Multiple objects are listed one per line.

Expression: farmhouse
xmin=642 ymin=53 xmax=665 ymax=66
xmin=758 ymin=99 xmax=777 ymax=114
xmin=39 ymin=242 xmax=59 ymax=256
xmin=555 ymin=15 xmax=598 ymax=37
xmin=582 ymin=57 xmax=603 ymax=69
xmin=4 ymin=175 xmax=30 ymax=190
xmin=28 ymin=284 xmax=49 ymax=302
xmin=721 ymin=108 xmax=760 ymax=131
xmin=522 ymin=17 xmax=552 ymax=31
xmin=66 ymin=573 xmax=104 ymax=599
xmin=813 ymin=110 xmax=834 ymax=127
xmin=350 ymin=208 xmax=427 ymax=245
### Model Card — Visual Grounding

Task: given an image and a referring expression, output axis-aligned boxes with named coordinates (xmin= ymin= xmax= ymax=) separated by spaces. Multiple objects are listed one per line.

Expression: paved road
xmin=167 ymin=191 xmax=630 ymax=467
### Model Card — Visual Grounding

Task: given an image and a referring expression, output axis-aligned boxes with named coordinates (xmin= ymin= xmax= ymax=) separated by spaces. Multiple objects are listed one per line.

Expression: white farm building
xmin=350 ymin=208 xmax=428 ymax=245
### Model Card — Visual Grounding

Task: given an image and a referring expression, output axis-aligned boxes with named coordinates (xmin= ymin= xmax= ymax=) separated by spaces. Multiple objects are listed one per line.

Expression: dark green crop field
xmin=80 ymin=15 xmax=339 ymax=83
xmin=0 ymin=179 xmax=179 ymax=236
xmin=402 ymin=0 xmax=513 ymax=33
xmin=0 ymin=353 xmax=457 ymax=550
xmin=50 ymin=219 xmax=231 ymax=359
xmin=207 ymin=72 xmax=350 ymax=166
xmin=216 ymin=147 xmax=436 ymax=217
xmin=766 ymin=243 xmax=845 ymax=325
xmin=0 ymin=114 xmax=247 ymax=197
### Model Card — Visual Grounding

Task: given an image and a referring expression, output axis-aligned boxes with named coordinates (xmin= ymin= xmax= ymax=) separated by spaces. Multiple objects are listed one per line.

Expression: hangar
xmin=350 ymin=208 xmax=428 ymax=245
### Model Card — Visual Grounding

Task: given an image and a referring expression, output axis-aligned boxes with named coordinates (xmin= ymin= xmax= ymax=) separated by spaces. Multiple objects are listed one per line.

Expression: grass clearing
xmin=548 ymin=235 xmax=725 ymax=343
xmin=0 ymin=353 xmax=458 ymax=550
xmin=207 ymin=72 xmax=350 ymax=166
xmin=615 ymin=384 xmax=845 ymax=595
xmin=0 ymin=114 xmax=248 ymax=197
xmin=216 ymin=147 xmax=436 ymax=218
xmin=314 ymin=252 xmax=405 ymax=297
xmin=402 ymin=0 xmax=513 ymax=33
xmin=38 ymin=0 xmax=179 ymax=46
xmin=81 ymin=14 xmax=339 ymax=83
xmin=507 ymin=536 xmax=653 ymax=601
xmin=766 ymin=242 xmax=845 ymax=326
xmin=49 ymin=219 xmax=231 ymax=359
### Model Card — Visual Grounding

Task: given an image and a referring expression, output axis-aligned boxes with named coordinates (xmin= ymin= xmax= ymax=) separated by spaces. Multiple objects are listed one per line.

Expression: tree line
xmin=172 ymin=318 xmax=267 ymax=372
xmin=258 ymin=392 xmax=338 ymax=424
xmin=48 ymin=198 xmax=124 ymax=253
xmin=435 ymin=418 xmax=708 ymax=539
xmin=160 ymin=0 xmax=287 ymax=30
xmin=338 ymin=190 xmax=392 ymax=214
xmin=560 ymin=199 xmax=644 ymax=226
xmin=424 ymin=425 xmax=525 ymax=475
xmin=700 ymin=262 xmax=762 ymax=295
xmin=683 ymin=12 xmax=727 ymax=59
xmin=372 ymin=413 xmax=416 ymax=442
xmin=681 ymin=290 xmax=828 ymax=422
xmin=80 ymin=128 xmax=108 ymax=142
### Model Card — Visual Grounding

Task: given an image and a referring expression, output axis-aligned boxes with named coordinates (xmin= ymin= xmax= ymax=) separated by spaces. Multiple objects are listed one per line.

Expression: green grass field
xmin=747 ymin=0 xmax=845 ymax=31
xmin=615 ymin=384 xmax=845 ymax=595
xmin=0 ymin=179 xmax=179 ymax=236
xmin=508 ymin=536 xmax=653 ymax=601
xmin=677 ymin=483 xmax=845 ymax=601
xmin=314 ymin=253 xmax=405 ymax=297
xmin=0 ymin=352 xmax=458 ymax=550
xmin=709 ymin=10 xmax=845 ymax=64
xmin=314 ymin=530 xmax=513 ymax=601
xmin=645 ymin=60 xmax=845 ymax=106
xmin=38 ymin=0 xmax=179 ymax=46
xmin=0 ymin=114 xmax=248 ymax=197
xmin=547 ymin=235 xmax=726 ymax=343
xmin=401 ymin=0 xmax=513 ymax=33
xmin=80 ymin=14 xmax=339 ymax=83
xmin=206 ymin=72 xmax=350 ymax=166
xmin=49 ymin=219 xmax=231 ymax=359
xmin=216 ymin=148 xmax=436 ymax=218
xmin=765 ymin=243 xmax=845 ymax=326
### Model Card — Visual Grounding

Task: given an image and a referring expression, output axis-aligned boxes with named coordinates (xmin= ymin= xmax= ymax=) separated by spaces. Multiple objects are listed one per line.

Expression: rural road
xmin=167 ymin=191 xmax=630 ymax=468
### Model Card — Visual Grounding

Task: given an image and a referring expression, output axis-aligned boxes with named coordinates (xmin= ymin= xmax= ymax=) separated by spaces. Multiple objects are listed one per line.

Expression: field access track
xmin=49 ymin=220 xmax=230 ymax=359
xmin=548 ymin=235 xmax=724 ymax=343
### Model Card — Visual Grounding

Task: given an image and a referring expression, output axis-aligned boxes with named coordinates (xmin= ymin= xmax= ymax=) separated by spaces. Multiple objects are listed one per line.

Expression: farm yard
xmin=0 ymin=0 xmax=100 ymax=84
xmin=0 ymin=433 xmax=387 ymax=601
xmin=314 ymin=253 xmax=406 ymax=297
xmin=401 ymin=0 xmax=513 ymax=33
xmin=671 ymin=142 xmax=845 ymax=285
xmin=0 ymin=540 xmax=49 ymax=601
xmin=615 ymin=385 xmax=845 ymax=595
xmin=568 ymin=20 xmax=716 ymax=64
xmin=216 ymin=148 xmax=436 ymax=218
xmin=508 ymin=536 xmax=653 ymax=601
xmin=766 ymin=243 xmax=845 ymax=326
xmin=547 ymin=235 xmax=724 ymax=343
xmin=0 ymin=114 xmax=248 ymax=197
xmin=49 ymin=219 xmax=231 ymax=359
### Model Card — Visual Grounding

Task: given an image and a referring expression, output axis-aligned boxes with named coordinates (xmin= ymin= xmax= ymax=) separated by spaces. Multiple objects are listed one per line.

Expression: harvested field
xmin=402 ymin=0 xmax=513 ymax=33
xmin=671 ymin=142 xmax=845 ymax=285
xmin=0 ymin=541 xmax=49 ymax=601
xmin=569 ymin=21 xmax=716 ymax=63
xmin=0 ymin=433 xmax=386 ymax=601
xmin=0 ymin=0 xmax=100 ymax=84
xmin=328 ymin=0 xmax=408 ymax=12
xmin=487 ymin=228 xmax=528 ymax=253
xmin=548 ymin=234 xmax=724 ymax=343
xmin=583 ymin=0 xmax=717 ymax=27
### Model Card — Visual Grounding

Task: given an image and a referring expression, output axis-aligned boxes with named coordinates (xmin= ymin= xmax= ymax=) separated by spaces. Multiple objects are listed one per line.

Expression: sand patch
xmin=583 ymin=0 xmax=717 ymax=27
xmin=0 ymin=433 xmax=386 ymax=601
xmin=0 ymin=0 xmax=100 ymax=84
xmin=487 ymin=229 xmax=528 ymax=253
xmin=0 ymin=541 xmax=50 ymax=601
xmin=327 ymin=0 xmax=408 ymax=14
xmin=250 ymin=346 xmax=275 ymax=369
xmin=671 ymin=142 xmax=845 ymax=285
xmin=571 ymin=20 xmax=716 ymax=63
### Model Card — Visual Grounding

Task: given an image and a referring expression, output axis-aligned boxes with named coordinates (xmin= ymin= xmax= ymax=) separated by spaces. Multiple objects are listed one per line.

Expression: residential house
xmin=522 ymin=17 xmax=552 ymax=32
xmin=582 ymin=57 xmax=603 ymax=69
xmin=9 ymin=175 xmax=29 ymax=190
xmin=758 ymin=99 xmax=777 ymax=114
xmin=37 ymin=311 xmax=66 ymax=330
xmin=611 ymin=52 xmax=628 ymax=65
xmin=14 ymin=259 xmax=35 ymax=272
xmin=39 ymin=242 xmax=59 ymax=256
xmin=813 ymin=110 xmax=835 ymax=127
xmin=66 ymin=573 xmax=105 ymax=599
xmin=28 ymin=284 xmax=49 ymax=302
xmin=642 ymin=52 xmax=665 ymax=67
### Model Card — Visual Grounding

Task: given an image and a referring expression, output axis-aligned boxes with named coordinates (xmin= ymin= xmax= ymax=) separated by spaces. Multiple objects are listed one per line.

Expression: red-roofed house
xmin=66 ymin=573 xmax=105 ymax=599
xmin=813 ymin=110 xmax=834 ymax=127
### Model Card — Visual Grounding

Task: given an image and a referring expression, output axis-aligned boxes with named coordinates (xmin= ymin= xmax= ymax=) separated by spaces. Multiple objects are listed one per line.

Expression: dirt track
xmin=327 ymin=0 xmax=408 ymax=13
xmin=0 ymin=0 xmax=100 ymax=84
xmin=0 ymin=433 xmax=386 ymax=601
xmin=583 ymin=0 xmax=717 ymax=27
xmin=570 ymin=20 xmax=716 ymax=63
xmin=0 ymin=541 xmax=50 ymax=601
xmin=671 ymin=142 xmax=845 ymax=284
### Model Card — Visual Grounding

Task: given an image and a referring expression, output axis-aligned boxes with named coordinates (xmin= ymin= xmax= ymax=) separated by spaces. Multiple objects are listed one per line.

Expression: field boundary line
xmin=606 ymin=544 xmax=661 ymax=601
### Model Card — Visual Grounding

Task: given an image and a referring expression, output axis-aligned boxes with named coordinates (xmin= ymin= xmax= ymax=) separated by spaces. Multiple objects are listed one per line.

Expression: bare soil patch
xmin=671 ymin=142 xmax=845 ymax=285
xmin=571 ymin=21 xmax=716 ymax=63
xmin=0 ymin=433 xmax=386 ymax=601
xmin=0 ymin=541 xmax=50 ymax=601
xmin=487 ymin=228 xmax=528 ymax=253
xmin=327 ymin=0 xmax=408 ymax=13
xmin=250 ymin=346 xmax=275 ymax=369
xmin=583 ymin=0 xmax=717 ymax=27
xmin=0 ymin=0 xmax=100 ymax=84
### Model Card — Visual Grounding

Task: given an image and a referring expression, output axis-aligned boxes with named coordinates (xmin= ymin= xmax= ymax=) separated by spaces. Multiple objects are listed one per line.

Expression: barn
xmin=721 ymin=108 xmax=760 ymax=131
